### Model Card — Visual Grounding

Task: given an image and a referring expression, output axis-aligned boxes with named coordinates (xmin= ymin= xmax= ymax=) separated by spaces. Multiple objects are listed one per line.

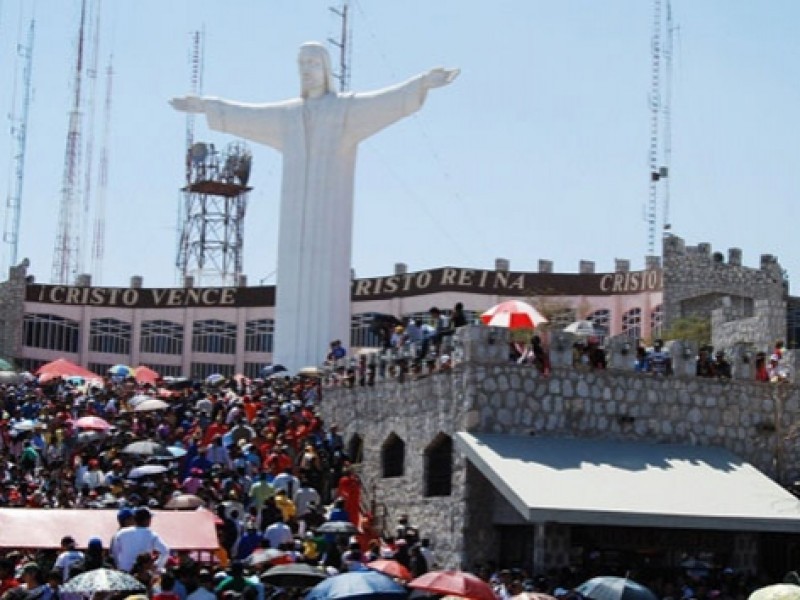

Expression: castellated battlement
xmin=662 ymin=235 xmax=786 ymax=341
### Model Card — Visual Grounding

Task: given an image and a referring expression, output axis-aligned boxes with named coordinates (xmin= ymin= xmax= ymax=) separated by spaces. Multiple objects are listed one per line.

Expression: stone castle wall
xmin=320 ymin=325 xmax=800 ymax=570
xmin=0 ymin=261 xmax=29 ymax=361
xmin=662 ymin=236 xmax=785 ymax=345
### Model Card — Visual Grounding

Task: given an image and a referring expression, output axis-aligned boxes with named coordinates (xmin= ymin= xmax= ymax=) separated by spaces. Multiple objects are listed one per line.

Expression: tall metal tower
xmin=90 ymin=58 xmax=113 ymax=283
xmin=646 ymin=0 xmax=675 ymax=255
xmin=175 ymin=25 xmax=251 ymax=287
xmin=52 ymin=0 xmax=88 ymax=284
xmin=3 ymin=17 xmax=35 ymax=270
xmin=81 ymin=0 xmax=102 ymax=278
xmin=328 ymin=0 xmax=352 ymax=92
xmin=176 ymin=142 xmax=252 ymax=287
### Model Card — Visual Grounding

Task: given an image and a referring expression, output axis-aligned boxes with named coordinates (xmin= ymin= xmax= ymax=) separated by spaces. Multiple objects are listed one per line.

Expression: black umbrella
xmin=60 ymin=568 xmax=146 ymax=594
xmin=120 ymin=440 xmax=171 ymax=457
xmin=261 ymin=563 xmax=328 ymax=588
xmin=316 ymin=521 xmax=360 ymax=535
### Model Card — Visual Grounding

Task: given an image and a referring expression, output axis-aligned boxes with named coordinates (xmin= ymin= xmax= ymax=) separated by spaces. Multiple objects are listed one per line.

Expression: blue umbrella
xmin=206 ymin=373 xmax=225 ymax=386
xmin=577 ymin=577 xmax=657 ymax=600
xmin=305 ymin=570 xmax=408 ymax=600
xmin=109 ymin=364 xmax=134 ymax=378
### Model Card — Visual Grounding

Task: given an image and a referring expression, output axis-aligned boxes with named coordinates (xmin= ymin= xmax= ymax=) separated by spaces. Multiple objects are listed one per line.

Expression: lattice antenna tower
xmin=328 ymin=0 xmax=352 ymax=91
xmin=645 ymin=0 xmax=662 ymax=256
xmin=52 ymin=0 xmax=88 ymax=284
xmin=646 ymin=0 xmax=676 ymax=255
xmin=661 ymin=1 xmax=675 ymax=234
xmin=90 ymin=57 xmax=113 ymax=284
xmin=186 ymin=28 xmax=204 ymax=150
xmin=3 ymin=16 xmax=35 ymax=271
xmin=81 ymin=0 xmax=102 ymax=279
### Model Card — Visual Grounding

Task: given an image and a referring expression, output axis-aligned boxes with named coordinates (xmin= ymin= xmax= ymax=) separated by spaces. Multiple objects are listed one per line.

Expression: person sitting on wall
xmin=713 ymin=350 xmax=732 ymax=379
xmin=634 ymin=341 xmax=649 ymax=372
xmin=755 ymin=351 xmax=770 ymax=382
xmin=768 ymin=353 xmax=790 ymax=383
xmin=649 ymin=339 xmax=672 ymax=376
xmin=696 ymin=346 xmax=716 ymax=377
xmin=587 ymin=337 xmax=607 ymax=370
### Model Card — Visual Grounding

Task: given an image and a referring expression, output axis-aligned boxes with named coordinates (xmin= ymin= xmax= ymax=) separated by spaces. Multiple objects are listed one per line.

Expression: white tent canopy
xmin=455 ymin=432 xmax=800 ymax=532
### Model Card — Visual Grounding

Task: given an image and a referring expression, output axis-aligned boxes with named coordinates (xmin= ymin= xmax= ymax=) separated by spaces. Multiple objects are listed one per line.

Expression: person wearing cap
xmin=53 ymin=535 xmax=84 ymax=582
xmin=111 ymin=506 xmax=171 ymax=572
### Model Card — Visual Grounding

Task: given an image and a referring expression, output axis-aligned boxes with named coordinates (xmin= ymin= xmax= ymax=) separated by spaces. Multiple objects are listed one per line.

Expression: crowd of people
xmin=0 ymin=365 xmax=441 ymax=600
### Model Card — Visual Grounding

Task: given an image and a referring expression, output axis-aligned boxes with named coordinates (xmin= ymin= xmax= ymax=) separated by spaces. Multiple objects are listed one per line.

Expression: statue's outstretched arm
xmin=170 ymin=95 xmax=206 ymax=114
xmin=422 ymin=68 xmax=460 ymax=90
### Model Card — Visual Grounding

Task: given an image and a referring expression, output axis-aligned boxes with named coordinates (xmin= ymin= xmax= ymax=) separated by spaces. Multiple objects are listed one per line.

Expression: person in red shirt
xmin=202 ymin=414 xmax=228 ymax=447
xmin=337 ymin=466 xmax=362 ymax=526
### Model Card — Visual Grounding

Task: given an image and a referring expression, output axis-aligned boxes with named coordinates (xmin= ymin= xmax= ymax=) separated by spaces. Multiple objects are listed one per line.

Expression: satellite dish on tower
xmin=190 ymin=142 xmax=208 ymax=164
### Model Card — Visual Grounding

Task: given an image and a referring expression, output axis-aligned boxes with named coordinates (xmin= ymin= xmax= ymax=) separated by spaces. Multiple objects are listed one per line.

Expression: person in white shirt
xmin=294 ymin=480 xmax=321 ymax=517
xmin=111 ymin=506 xmax=170 ymax=572
xmin=54 ymin=535 xmax=84 ymax=582
xmin=264 ymin=518 xmax=294 ymax=550
xmin=271 ymin=469 xmax=300 ymax=499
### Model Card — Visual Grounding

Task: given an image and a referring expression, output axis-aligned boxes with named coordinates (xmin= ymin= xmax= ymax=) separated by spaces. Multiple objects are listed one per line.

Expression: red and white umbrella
xmin=480 ymin=300 xmax=548 ymax=330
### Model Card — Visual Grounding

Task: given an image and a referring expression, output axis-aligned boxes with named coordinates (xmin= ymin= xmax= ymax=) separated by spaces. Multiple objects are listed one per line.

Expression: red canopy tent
xmin=35 ymin=358 xmax=99 ymax=380
xmin=0 ymin=508 xmax=219 ymax=551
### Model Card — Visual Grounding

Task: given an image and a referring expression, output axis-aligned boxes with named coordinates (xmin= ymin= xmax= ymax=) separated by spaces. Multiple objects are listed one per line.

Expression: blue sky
xmin=0 ymin=1 xmax=798 ymax=291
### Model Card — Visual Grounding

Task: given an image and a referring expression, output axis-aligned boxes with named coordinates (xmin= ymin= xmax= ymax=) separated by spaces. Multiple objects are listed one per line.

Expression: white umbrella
xmin=133 ymin=398 xmax=170 ymax=412
xmin=128 ymin=394 xmax=153 ymax=407
xmin=128 ymin=464 xmax=169 ymax=478
xmin=563 ymin=320 xmax=602 ymax=337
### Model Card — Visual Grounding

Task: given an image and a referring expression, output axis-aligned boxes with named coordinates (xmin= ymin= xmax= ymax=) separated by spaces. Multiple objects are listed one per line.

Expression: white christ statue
xmin=171 ymin=41 xmax=459 ymax=372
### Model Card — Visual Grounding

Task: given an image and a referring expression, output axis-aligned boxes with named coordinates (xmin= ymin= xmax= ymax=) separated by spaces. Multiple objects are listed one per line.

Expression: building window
xmin=140 ymin=320 xmax=184 ymax=355
xmin=245 ymin=319 xmax=274 ymax=353
xmin=243 ymin=362 xmax=263 ymax=379
xmin=89 ymin=318 xmax=132 ymax=355
xmin=23 ymin=313 xmax=79 ymax=353
xmin=192 ymin=320 xmax=236 ymax=354
xmin=347 ymin=434 xmax=364 ymax=464
xmin=622 ymin=307 xmax=642 ymax=340
xmin=351 ymin=313 xmax=384 ymax=348
xmin=88 ymin=363 xmax=113 ymax=378
xmin=650 ymin=305 xmax=663 ymax=339
xmin=190 ymin=362 xmax=234 ymax=379
xmin=381 ymin=433 xmax=405 ymax=478
xmin=424 ymin=433 xmax=452 ymax=497
xmin=140 ymin=364 xmax=182 ymax=378
xmin=18 ymin=358 xmax=46 ymax=373
xmin=587 ymin=309 xmax=611 ymax=335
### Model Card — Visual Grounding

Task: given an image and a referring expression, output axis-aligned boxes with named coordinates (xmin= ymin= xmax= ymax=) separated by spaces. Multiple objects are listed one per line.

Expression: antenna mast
xmin=186 ymin=29 xmax=204 ymax=151
xmin=52 ymin=0 xmax=88 ymax=284
xmin=328 ymin=0 xmax=352 ymax=91
xmin=646 ymin=0 xmax=662 ymax=256
xmin=81 ymin=0 xmax=102 ymax=279
xmin=662 ymin=0 xmax=675 ymax=234
xmin=646 ymin=0 xmax=675 ymax=255
xmin=91 ymin=57 xmax=113 ymax=284
xmin=4 ymin=17 xmax=35 ymax=270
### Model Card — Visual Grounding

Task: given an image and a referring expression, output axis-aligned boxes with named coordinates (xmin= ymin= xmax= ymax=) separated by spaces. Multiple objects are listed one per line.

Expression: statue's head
xmin=298 ymin=42 xmax=336 ymax=98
